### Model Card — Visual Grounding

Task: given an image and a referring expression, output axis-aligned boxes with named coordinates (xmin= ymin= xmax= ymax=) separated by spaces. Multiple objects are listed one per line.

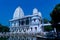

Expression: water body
xmin=0 ymin=36 xmax=47 ymax=40
xmin=8 ymin=36 xmax=37 ymax=40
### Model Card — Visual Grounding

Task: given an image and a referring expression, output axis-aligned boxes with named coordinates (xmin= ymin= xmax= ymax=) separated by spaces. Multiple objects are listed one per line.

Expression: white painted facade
xmin=9 ymin=6 xmax=51 ymax=34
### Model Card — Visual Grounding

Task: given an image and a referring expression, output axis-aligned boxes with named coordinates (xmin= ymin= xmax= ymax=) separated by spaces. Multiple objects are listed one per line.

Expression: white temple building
xmin=9 ymin=6 xmax=51 ymax=34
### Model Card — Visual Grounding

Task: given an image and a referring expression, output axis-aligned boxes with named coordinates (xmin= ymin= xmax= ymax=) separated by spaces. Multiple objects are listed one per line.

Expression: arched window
xmin=26 ymin=19 xmax=29 ymax=25
xmin=27 ymin=28 xmax=29 ymax=31
xmin=19 ymin=28 xmax=22 ymax=32
xmin=34 ymin=19 xmax=36 ymax=22
xmin=31 ymin=27 xmax=32 ymax=31
xmin=21 ymin=21 xmax=24 ymax=25
xmin=16 ymin=28 xmax=18 ymax=32
xmin=23 ymin=29 xmax=26 ymax=32
xmin=35 ymin=27 xmax=37 ymax=30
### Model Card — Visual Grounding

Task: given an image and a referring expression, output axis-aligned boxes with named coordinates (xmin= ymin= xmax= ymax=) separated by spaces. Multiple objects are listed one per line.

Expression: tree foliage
xmin=43 ymin=18 xmax=49 ymax=23
xmin=50 ymin=4 xmax=60 ymax=34
xmin=50 ymin=4 xmax=60 ymax=24
xmin=0 ymin=24 xmax=10 ymax=32
xmin=44 ymin=25 xmax=53 ymax=31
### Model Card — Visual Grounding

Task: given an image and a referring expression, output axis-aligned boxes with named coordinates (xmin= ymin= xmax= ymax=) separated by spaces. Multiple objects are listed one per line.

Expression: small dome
xmin=33 ymin=8 xmax=38 ymax=15
xmin=13 ymin=6 xmax=24 ymax=19
xmin=38 ymin=12 xmax=42 ymax=17
xmin=33 ymin=8 xmax=42 ymax=17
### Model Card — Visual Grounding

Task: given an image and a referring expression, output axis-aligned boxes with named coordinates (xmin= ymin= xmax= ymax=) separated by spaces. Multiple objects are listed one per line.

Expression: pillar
xmin=19 ymin=20 xmax=21 ymax=26
xmin=24 ymin=19 xmax=26 ymax=25
xmin=28 ymin=18 xmax=30 ymax=25
xmin=16 ymin=20 xmax=19 ymax=27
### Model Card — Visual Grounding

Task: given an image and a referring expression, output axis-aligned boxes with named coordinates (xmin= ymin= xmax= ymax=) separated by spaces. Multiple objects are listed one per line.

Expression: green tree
xmin=43 ymin=18 xmax=49 ymax=23
xmin=50 ymin=4 xmax=60 ymax=38
xmin=44 ymin=25 xmax=52 ymax=31
xmin=0 ymin=24 xmax=10 ymax=32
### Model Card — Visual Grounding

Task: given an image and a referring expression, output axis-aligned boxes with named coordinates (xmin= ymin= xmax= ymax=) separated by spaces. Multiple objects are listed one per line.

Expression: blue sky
xmin=0 ymin=0 xmax=60 ymax=26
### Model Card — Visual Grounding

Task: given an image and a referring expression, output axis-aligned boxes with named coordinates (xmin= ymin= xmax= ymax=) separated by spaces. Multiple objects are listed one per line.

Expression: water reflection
xmin=0 ymin=36 xmax=52 ymax=40
xmin=8 ymin=36 xmax=37 ymax=40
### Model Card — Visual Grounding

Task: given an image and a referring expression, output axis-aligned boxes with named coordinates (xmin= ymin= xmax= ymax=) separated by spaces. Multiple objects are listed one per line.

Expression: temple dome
xmin=38 ymin=12 xmax=42 ymax=17
xmin=13 ymin=6 xmax=24 ymax=19
xmin=33 ymin=8 xmax=42 ymax=17
xmin=33 ymin=8 xmax=38 ymax=15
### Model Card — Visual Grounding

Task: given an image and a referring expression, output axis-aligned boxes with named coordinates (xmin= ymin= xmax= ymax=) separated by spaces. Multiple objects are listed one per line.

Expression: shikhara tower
xmin=9 ymin=6 xmax=44 ymax=33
